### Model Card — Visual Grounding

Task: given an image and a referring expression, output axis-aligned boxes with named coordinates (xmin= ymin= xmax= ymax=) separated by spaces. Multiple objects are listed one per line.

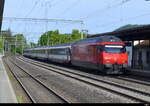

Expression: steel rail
xmin=114 ymin=76 xmax=150 ymax=87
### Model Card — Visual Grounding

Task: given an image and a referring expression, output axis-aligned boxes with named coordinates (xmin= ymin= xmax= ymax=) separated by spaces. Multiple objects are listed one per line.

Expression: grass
xmin=17 ymin=96 xmax=24 ymax=103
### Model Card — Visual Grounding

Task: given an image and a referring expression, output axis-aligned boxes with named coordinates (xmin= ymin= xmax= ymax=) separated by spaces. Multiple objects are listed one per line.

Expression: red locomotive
xmin=71 ymin=36 xmax=128 ymax=74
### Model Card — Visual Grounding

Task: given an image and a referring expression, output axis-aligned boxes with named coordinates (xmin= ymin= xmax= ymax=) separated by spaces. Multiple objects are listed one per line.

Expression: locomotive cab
xmin=98 ymin=44 xmax=128 ymax=74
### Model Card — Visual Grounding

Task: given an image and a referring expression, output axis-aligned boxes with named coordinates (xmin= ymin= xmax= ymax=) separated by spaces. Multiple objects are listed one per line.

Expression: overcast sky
xmin=2 ymin=0 xmax=150 ymax=43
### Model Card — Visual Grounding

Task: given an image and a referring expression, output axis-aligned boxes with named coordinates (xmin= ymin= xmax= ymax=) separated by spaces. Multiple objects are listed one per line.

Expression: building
xmin=133 ymin=40 xmax=150 ymax=69
xmin=0 ymin=0 xmax=5 ymax=31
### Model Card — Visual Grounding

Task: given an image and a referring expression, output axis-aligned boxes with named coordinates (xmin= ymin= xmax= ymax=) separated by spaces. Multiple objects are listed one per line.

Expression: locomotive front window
xmin=104 ymin=45 xmax=126 ymax=53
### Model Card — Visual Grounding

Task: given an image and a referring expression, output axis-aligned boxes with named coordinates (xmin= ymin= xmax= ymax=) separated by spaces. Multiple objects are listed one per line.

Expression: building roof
xmin=88 ymin=25 xmax=150 ymax=41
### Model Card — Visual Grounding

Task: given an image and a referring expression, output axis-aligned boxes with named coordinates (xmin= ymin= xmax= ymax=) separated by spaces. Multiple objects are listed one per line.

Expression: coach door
xmin=138 ymin=51 xmax=143 ymax=67
xmin=66 ymin=48 xmax=71 ymax=62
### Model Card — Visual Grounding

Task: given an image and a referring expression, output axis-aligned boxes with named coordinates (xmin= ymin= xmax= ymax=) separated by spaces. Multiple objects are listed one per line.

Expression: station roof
xmin=88 ymin=25 xmax=150 ymax=41
xmin=0 ymin=0 xmax=5 ymax=31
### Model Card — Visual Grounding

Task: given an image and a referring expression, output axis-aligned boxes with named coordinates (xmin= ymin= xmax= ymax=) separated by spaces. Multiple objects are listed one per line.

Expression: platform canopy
xmin=0 ymin=0 xmax=5 ymax=31
xmin=88 ymin=25 xmax=150 ymax=41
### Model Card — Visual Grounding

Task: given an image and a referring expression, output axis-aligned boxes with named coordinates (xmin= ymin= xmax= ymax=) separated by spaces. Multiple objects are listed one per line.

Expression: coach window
xmin=57 ymin=49 xmax=61 ymax=55
xmin=48 ymin=49 xmax=52 ymax=54
xmin=97 ymin=46 xmax=103 ymax=52
xmin=55 ymin=49 xmax=58 ymax=54
xmin=61 ymin=49 xmax=66 ymax=55
xmin=48 ymin=49 xmax=51 ymax=54
xmin=146 ymin=51 xmax=150 ymax=64
xmin=42 ymin=50 xmax=44 ymax=54
xmin=40 ymin=50 xmax=44 ymax=54
xmin=40 ymin=50 xmax=42 ymax=54
xmin=52 ymin=49 xmax=57 ymax=54
xmin=51 ymin=49 xmax=54 ymax=54
xmin=43 ymin=50 xmax=45 ymax=54
xmin=39 ymin=50 xmax=41 ymax=54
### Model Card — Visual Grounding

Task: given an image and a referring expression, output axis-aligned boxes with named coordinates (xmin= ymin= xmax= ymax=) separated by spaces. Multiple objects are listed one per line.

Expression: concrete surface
xmin=0 ymin=55 xmax=17 ymax=103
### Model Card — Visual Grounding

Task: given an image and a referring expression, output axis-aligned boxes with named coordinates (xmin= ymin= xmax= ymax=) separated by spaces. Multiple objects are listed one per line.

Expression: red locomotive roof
xmin=73 ymin=36 xmax=123 ymax=46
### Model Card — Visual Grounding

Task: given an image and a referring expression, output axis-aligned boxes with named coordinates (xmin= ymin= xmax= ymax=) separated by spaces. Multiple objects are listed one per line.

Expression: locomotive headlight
xmin=105 ymin=61 xmax=111 ymax=63
xmin=122 ymin=61 xmax=126 ymax=64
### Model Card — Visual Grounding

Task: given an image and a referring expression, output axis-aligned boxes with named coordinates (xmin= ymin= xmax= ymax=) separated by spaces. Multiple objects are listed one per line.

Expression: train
xmin=23 ymin=36 xmax=128 ymax=74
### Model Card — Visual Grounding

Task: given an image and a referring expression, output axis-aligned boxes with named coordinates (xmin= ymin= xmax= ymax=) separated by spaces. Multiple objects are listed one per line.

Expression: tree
xmin=0 ymin=29 xmax=28 ymax=54
xmin=71 ymin=29 xmax=82 ymax=42
xmin=30 ymin=42 xmax=37 ymax=48
xmin=0 ymin=29 xmax=12 ymax=54
xmin=0 ymin=38 xmax=3 ymax=53
xmin=38 ymin=29 xmax=86 ymax=46
xmin=38 ymin=31 xmax=53 ymax=46
xmin=13 ymin=34 xmax=27 ymax=54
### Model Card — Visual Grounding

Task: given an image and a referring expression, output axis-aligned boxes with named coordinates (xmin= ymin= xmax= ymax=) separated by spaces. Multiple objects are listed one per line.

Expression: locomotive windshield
xmin=98 ymin=45 xmax=126 ymax=53
xmin=104 ymin=45 xmax=126 ymax=53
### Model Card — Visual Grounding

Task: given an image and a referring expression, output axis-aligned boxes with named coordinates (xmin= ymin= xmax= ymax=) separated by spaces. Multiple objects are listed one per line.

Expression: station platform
xmin=0 ymin=55 xmax=17 ymax=103
xmin=127 ymin=68 xmax=150 ymax=78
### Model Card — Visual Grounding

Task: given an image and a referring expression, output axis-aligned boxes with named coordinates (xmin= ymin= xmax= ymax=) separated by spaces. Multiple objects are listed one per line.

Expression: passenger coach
xmin=24 ymin=43 xmax=72 ymax=64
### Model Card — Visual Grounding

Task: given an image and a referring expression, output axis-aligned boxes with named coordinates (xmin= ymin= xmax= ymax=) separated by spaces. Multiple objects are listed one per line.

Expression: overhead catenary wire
xmin=1 ymin=0 xmax=86 ymax=45
xmin=2 ymin=17 xmax=84 ymax=24
xmin=15 ymin=0 xmax=25 ymax=17
xmin=24 ymin=0 xmax=55 ymax=18
xmin=51 ymin=0 xmax=66 ymax=8
xmin=1 ymin=16 xmax=84 ymax=44
xmin=81 ymin=0 xmax=132 ymax=20
xmin=93 ymin=11 xmax=150 ymax=29
xmin=24 ymin=0 xmax=40 ymax=18
xmin=4 ymin=0 xmax=149 ymax=43
xmin=55 ymin=0 xmax=80 ymax=18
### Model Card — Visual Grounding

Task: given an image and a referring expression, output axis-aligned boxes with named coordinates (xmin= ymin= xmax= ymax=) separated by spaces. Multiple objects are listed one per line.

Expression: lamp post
xmin=45 ymin=1 xmax=49 ymax=46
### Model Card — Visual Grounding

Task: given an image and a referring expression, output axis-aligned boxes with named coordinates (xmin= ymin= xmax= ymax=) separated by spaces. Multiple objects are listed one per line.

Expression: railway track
xmin=21 ymin=57 xmax=150 ymax=88
xmin=19 ymin=56 xmax=150 ymax=89
xmin=16 ymin=56 xmax=150 ymax=103
xmin=21 ymin=56 xmax=150 ymax=87
xmin=3 ymin=57 xmax=70 ymax=103
xmin=3 ymin=57 xmax=35 ymax=103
